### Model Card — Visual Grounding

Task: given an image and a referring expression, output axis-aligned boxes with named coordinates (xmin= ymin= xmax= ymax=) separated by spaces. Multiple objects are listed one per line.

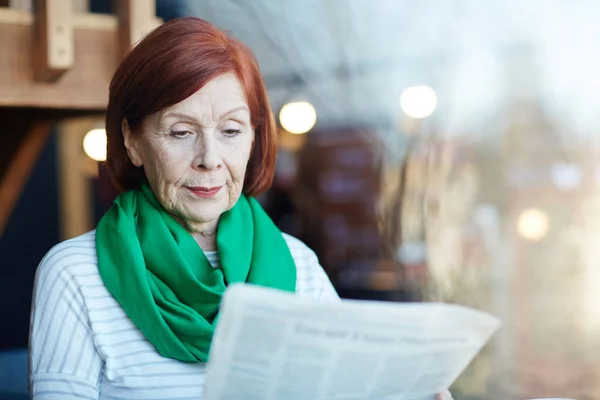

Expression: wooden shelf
xmin=0 ymin=7 xmax=159 ymax=110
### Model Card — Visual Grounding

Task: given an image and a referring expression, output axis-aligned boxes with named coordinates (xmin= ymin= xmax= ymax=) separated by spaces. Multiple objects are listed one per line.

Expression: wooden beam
xmin=72 ymin=0 xmax=89 ymax=14
xmin=0 ymin=8 xmax=120 ymax=109
xmin=114 ymin=0 xmax=159 ymax=57
xmin=0 ymin=120 xmax=51 ymax=236
xmin=0 ymin=0 xmax=90 ymax=14
xmin=56 ymin=118 xmax=96 ymax=239
xmin=0 ymin=6 xmax=160 ymax=109
xmin=33 ymin=0 xmax=75 ymax=82
xmin=0 ymin=0 xmax=32 ymax=9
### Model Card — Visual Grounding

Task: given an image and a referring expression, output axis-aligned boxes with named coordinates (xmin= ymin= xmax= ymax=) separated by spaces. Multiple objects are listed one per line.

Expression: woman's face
xmin=123 ymin=73 xmax=254 ymax=233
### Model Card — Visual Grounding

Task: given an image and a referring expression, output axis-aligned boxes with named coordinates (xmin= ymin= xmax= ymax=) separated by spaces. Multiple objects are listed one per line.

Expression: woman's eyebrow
xmin=217 ymin=105 xmax=250 ymax=119
xmin=160 ymin=111 xmax=197 ymax=122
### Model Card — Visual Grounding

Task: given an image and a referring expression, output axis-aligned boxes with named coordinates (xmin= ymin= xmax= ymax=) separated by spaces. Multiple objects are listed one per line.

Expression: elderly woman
xmin=29 ymin=17 xmax=451 ymax=400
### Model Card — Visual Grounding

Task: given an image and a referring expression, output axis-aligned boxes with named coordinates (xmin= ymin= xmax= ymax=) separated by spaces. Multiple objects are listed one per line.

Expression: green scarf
xmin=95 ymin=184 xmax=296 ymax=362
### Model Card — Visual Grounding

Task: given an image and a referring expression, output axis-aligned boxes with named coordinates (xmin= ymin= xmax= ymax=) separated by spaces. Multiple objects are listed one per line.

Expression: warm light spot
xmin=400 ymin=85 xmax=438 ymax=119
xmin=279 ymin=101 xmax=317 ymax=134
xmin=517 ymin=208 xmax=550 ymax=241
xmin=83 ymin=128 xmax=107 ymax=161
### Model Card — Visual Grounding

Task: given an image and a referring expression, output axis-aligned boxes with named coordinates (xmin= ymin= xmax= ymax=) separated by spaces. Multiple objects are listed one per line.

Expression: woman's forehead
xmin=162 ymin=74 xmax=250 ymax=119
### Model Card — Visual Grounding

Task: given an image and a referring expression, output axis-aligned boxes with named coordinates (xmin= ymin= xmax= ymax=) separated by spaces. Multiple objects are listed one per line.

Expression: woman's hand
xmin=436 ymin=390 xmax=453 ymax=400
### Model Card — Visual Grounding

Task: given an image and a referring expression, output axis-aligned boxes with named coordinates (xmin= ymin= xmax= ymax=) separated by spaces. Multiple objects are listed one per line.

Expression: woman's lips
xmin=186 ymin=186 xmax=222 ymax=199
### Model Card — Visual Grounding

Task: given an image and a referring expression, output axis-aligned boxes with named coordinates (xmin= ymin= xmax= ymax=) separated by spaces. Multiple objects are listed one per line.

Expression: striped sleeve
xmin=29 ymin=241 xmax=102 ymax=400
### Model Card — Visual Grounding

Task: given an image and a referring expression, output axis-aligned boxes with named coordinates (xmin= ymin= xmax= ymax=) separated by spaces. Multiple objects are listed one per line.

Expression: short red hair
xmin=105 ymin=17 xmax=277 ymax=196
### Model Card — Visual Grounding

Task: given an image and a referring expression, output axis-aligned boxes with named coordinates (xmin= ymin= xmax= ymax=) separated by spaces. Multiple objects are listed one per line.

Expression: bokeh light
xmin=400 ymin=85 xmax=438 ymax=119
xmin=83 ymin=128 xmax=107 ymax=162
xmin=279 ymin=101 xmax=317 ymax=134
xmin=517 ymin=208 xmax=550 ymax=241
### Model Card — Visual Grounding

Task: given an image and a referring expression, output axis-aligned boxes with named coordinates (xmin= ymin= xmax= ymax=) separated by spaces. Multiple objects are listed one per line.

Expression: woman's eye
xmin=169 ymin=130 xmax=191 ymax=139
xmin=223 ymin=129 xmax=242 ymax=137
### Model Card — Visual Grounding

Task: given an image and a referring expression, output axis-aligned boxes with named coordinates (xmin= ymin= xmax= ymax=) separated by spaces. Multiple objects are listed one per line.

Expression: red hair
xmin=105 ymin=17 xmax=277 ymax=196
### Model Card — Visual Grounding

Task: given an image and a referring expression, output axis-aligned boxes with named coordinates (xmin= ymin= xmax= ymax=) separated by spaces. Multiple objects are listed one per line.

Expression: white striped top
xmin=29 ymin=230 xmax=339 ymax=399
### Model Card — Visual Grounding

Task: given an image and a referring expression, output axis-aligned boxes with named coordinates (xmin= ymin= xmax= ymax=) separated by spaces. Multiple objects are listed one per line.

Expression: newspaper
xmin=205 ymin=284 xmax=501 ymax=400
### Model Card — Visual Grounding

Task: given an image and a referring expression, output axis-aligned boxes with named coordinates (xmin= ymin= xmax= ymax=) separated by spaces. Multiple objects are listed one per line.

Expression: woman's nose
xmin=194 ymin=136 xmax=222 ymax=171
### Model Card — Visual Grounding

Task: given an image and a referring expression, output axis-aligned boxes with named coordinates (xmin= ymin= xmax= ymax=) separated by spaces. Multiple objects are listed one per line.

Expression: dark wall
xmin=0 ymin=132 xmax=59 ymax=350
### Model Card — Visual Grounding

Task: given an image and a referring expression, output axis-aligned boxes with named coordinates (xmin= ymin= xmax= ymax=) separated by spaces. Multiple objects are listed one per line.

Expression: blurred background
xmin=2 ymin=0 xmax=600 ymax=399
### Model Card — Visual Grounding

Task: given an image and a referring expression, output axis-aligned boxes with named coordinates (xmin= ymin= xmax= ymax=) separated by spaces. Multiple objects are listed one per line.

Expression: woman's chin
xmin=181 ymin=208 xmax=224 ymax=228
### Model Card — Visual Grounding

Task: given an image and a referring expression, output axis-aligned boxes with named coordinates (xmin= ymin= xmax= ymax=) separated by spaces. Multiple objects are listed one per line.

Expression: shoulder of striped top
xmin=281 ymin=233 xmax=340 ymax=301
xmin=35 ymin=230 xmax=98 ymax=283
xmin=281 ymin=232 xmax=317 ymax=257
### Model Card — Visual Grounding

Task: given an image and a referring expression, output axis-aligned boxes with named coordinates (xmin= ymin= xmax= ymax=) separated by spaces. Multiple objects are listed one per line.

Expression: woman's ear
xmin=122 ymin=119 xmax=143 ymax=167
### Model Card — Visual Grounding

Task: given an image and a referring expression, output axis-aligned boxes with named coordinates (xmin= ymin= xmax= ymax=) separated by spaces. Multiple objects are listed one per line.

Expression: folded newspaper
xmin=205 ymin=284 xmax=501 ymax=400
